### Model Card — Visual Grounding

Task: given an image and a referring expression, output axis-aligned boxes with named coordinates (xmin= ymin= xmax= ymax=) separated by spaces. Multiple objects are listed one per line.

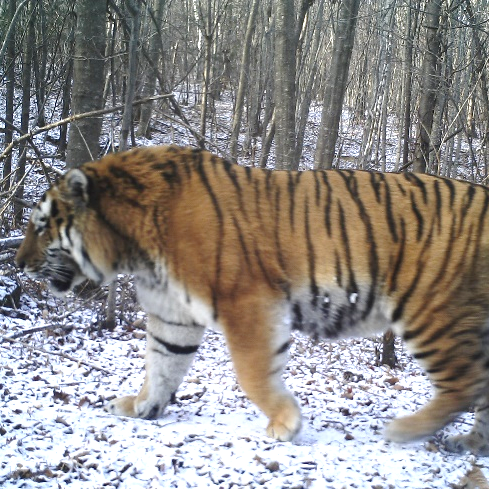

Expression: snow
xmin=2 ymin=91 xmax=489 ymax=488
xmin=0 ymin=290 xmax=486 ymax=488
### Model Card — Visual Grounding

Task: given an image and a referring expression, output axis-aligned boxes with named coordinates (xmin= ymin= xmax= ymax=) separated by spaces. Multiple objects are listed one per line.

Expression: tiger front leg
xmin=223 ymin=302 xmax=302 ymax=441
xmin=106 ymin=314 xmax=205 ymax=419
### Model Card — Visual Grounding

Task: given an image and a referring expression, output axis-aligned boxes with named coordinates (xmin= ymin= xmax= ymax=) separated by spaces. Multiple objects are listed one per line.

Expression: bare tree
xmin=120 ymin=0 xmax=141 ymax=151
xmin=229 ymin=0 xmax=260 ymax=162
xmin=66 ymin=0 xmax=107 ymax=168
xmin=314 ymin=0 xmax=360 ymax=169
xmin=273 ymin=0 xmax=297 ymax=170
xmin=13 ymin=0 xmax=35 ymax=225
xmin=413 ymin=0 xmax=443 ymax=173
xmin=136 ymin=0 xmax=166 ymax=138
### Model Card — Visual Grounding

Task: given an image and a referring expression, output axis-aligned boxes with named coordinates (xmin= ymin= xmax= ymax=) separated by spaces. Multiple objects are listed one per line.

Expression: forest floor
xmin=1 ymin=95 xmax=489 ymax=488
xmin=0 ymin=290 xmax=487 ymax=489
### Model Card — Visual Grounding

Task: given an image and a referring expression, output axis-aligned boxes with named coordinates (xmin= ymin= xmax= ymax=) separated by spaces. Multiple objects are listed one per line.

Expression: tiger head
xmin=16 ymin=169 xmax=110 ymax=295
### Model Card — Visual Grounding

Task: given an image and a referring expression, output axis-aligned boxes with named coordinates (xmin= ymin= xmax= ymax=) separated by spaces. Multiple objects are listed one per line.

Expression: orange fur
xmin=16 ymin=145 xmax=489 ymax=452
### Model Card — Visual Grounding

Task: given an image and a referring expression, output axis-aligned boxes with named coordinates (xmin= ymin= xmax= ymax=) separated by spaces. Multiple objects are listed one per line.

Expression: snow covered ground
xmin=2 ymin=94 xmax=489 ymax=488
xmin=0 ymin=287 xmax=487 ymax=488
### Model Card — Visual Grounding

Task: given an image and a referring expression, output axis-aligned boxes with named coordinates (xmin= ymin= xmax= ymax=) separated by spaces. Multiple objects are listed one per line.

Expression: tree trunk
xmin=314 ymin=0 xmax=360 ymax=169
xmin=413 ymin=0 xmax=442 ymax=174
xmin=120 ymin=0 xmax=141 ymax=151
xmin=136 ymin=0 xmax=166 ymax=138
xmin=14 ymin=0 xmax=35 ymax=225
xmin=229 ymin=0 xmax=260 ymax=162
xmin=2 ymin=0 xmax=17 ymax=195
xmin=66 ymin=0 xmax=107 ymax=168
xmin=401 ymin=0 xmax=416 ymax=171
xmin=381 ymin=330 xmax=397 ymax=368
xmin=273 ymin=0 xmax=297 ymax=170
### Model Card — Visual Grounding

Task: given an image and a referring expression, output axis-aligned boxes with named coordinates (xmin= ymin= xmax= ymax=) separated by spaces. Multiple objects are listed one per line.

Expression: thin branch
xmin=6 ymin=323 xmax=75 ymax=340
xmin=0 ymin=93 xmax=174 ymax=162
xmin=0 ymin=0 xmax=30 ymax=64
xmin=0 ymin=236 xmax=23 ymax=251
xmin=1 ymin=335 xmax=111 ymax=374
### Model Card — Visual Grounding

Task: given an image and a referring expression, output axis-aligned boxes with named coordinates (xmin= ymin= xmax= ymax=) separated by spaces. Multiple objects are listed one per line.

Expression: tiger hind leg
xmin=384 ymin=392 xmax=469 ymax=443
xmin=385 ymin=315 xmax=487 ymax=445
xmin=444 ymin=399 xmax=489 ymax=455
xmin=106 ymin=314 xmax=205 ymax=419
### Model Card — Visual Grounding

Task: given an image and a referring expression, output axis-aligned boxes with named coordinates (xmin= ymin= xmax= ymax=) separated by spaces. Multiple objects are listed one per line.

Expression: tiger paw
xmin=384 ymin=415 xmax=433 ymax=443
xmin=444 ymin=433 xmax=489 ymax=455
xmin=266 ymin=399 xmax=302 ymax=442
xmin=106 ymin=395 xmax=164 ymax=419
xmin=105 ymin=395 xmax=138 ymax=417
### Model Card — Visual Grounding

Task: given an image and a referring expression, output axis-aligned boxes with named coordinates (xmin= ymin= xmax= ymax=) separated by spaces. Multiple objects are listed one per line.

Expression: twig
xmin=0 ymin=252 xmax=14 ymax=262
xmin=1 ymin=335 xmax=111 ymax=374
xmin=0 ymin=236 xmax=23 ymax=251
xmin=6 ymin=323 xmax=75 ymax=340
xmin=0 ymin=93 xmax=174 ymax=162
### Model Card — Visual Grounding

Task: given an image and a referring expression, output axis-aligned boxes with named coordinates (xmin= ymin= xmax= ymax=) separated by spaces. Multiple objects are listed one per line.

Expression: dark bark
xmin=66 ymin=0 xmax=107 ymax=168
xmin=413 ymin=0 xmax=442 ymax=174
xmin=314 ymin=0 xmax=360 ymax=169
xmin=273 ymin=0 xmax=298 ymax=170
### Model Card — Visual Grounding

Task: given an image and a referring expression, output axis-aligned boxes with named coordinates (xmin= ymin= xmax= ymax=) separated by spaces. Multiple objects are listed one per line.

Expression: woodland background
xmin=0 ymin=0 xmax=489 ymax=360
xmin=1 ymin=0 xmax=489 ymax=227
xmin=1 ymin=1 xmax=489 ymax=486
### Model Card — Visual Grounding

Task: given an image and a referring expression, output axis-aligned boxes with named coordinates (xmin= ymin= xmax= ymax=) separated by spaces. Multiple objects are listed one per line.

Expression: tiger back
xmin=15 ymin=145 xmax=489 ymax=455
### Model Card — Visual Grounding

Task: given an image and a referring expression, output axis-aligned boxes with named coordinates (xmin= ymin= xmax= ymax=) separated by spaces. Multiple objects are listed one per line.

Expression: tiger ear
xmin=64 ymin=169 xmax=90 ymax=207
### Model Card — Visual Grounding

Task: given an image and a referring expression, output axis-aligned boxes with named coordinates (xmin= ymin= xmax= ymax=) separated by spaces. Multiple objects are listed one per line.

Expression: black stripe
xmin=413 ymin=349 xmax=439 ymax=360
xmin=50 ymin=200 xmax=59 ymax=218
xmin=443 ymin=178 xmax=455 ymax=207
xmin=276 ymin=341 xmax=290 ymax=356
xmin=369 ymin=172 xmax=383 ymax=203
xmin=265 ymin=170 xmax=273 ymax=197
xmin=334 ymin=251 xmax=343 ymax=288
xmin=151 ymin=161 xmax=182 ymax=188
xmin=470 ymin=190 xmax=489 ymax=274
xmin=273 ymin=187 xmax=288 ymax=280
xmin=336 ymin=171 xmax=377 ymax=318
xmin=392 ymin=261 xmax=424 ymax=323
xmin=222 ymin=159 xmax=242 ymax=197
xmin=313 ymin=171 xmax=321 ymax=207
xmin=410 ymin=191 xmax=424 ymax=241
xmin=388 ymin=218 xmax=406 ymax=293
xmin=304 ymin=198 xmax=319 ymax=304
xmin=396 ymin=181 xmax=407 ymax=196
xmin=109 ymin=166 xmax=146 ymax=192
xmin=403 ymin=321 xmax=427 ymax=342
xmin=232 ymin=215 xmax=252 ymax=269
xmin=287 ymin=172 xmax=296 ymax=230
xmin=321 ymin=172 xmax=333 ymax=237
xmin=244 ymin=165 xmax=252 ymax=182
xmin=254 ymin=245 xmax=277 ymax=290
xmin=458 ymin=185 xmax=476 ymax=236
xmin=382 ymin=176 xmax=398 ymax=242
xmin=337 ymin=201 xmax=357 ymax=295
xmin=254 ymin=179 xmax=262 ymax=221
xmin=433 ymin=180 xmax=442 ymax=234
xmin=195 ymin=155 xmax=223 ymax=319
xmin=150 ymin=332 xmax=200 ymax=355
xmin=292 ymin=302 xmax=303 ymax=329
xmin=404 ymin=172 xmax=427 ymax=204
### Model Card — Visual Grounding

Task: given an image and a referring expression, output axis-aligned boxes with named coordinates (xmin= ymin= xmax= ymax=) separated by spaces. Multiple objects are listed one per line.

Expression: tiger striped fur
xmin=15 ymin=145 xmax=489 ymax=454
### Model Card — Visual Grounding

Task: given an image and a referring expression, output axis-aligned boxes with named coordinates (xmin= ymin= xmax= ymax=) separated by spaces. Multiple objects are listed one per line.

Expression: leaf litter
xmin=0 ymin=287 xmax=486 ymax=488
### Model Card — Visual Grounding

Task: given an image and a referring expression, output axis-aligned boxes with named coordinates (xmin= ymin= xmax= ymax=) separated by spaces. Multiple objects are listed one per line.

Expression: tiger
xmin=15 ymin=144 xmax=489 ymax=455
